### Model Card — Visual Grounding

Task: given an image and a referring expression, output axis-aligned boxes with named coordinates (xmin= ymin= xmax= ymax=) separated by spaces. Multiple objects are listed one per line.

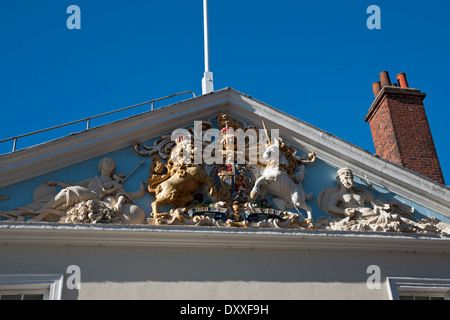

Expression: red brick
xmin=365 ymin=86 xmax=445 ymax=185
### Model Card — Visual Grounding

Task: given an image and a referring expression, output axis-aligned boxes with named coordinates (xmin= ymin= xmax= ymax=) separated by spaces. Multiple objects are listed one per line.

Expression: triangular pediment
xmin=0 ymin=88 xmax=449 ymax=234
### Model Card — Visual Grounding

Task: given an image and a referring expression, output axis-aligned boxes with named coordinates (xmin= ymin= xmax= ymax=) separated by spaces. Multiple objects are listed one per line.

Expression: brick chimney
xmin=365 ymin=71 xmax=445 ymax=185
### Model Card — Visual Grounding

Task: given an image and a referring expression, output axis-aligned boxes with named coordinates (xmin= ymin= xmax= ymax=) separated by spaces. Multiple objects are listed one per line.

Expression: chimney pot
xmin=372 ymin=81 xmax=382 ymax=98
xmin=379 ymin=71 xmax=392 ymax=88
xmin=396 ymin=73 xmax=409 ymax=88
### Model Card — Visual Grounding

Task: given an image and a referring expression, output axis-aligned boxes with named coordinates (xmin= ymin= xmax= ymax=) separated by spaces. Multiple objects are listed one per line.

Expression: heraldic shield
xmin=210 ymin=163 xmax=255 ymax=203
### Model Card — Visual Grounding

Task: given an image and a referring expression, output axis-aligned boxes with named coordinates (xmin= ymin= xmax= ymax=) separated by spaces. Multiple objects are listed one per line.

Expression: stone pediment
xmin=0 ymin=88 xmax=449 ymax=235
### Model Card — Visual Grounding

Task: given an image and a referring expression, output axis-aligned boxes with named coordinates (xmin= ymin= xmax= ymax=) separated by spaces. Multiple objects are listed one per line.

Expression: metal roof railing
xmin=0 ymin=90 xmax=196 ymax=153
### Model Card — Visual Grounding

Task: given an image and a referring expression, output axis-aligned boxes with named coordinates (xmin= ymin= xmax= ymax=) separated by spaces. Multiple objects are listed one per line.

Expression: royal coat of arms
xmin=132 ymin=112 xmax=316 ymax=228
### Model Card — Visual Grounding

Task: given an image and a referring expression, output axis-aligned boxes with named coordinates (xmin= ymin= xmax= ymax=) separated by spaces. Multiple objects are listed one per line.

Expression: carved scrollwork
xmin=132 ymin=135 xmax=175 ymax=160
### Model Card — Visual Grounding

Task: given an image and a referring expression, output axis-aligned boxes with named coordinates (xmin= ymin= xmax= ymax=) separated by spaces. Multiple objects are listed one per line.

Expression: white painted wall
xmin=1 ymin=242 xmax=449 ymax=300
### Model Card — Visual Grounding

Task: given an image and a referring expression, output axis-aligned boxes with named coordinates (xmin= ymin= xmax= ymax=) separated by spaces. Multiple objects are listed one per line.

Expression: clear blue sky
xmin=1 ymin=0 xmax=449 ymax=184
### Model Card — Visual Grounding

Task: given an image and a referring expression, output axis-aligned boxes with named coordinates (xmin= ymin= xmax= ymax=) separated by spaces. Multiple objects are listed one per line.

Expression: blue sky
xmin=1 ymin=0 xmax=449 ymax=184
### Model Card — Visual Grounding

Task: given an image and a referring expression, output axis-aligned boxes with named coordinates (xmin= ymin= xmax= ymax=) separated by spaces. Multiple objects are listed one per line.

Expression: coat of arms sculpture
xmin=132 ymin=112 xmax=316 ymax=229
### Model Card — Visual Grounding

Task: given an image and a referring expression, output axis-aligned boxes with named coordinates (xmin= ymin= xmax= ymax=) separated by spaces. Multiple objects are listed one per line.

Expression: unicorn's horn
xmin=262 ymin=120 xmax=271 ymax=146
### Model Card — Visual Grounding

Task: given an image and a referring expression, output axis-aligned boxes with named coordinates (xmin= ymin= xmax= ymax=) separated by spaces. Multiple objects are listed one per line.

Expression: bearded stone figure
xmin=316 ymin=168 xmax=450 ymax=234
xmin=319 ymin=168 xmax=389 ymax=219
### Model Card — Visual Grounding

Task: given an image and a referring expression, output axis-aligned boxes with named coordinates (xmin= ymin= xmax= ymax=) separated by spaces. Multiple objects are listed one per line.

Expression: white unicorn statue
xmin=250 ymin=124 xmax=315 ymax=222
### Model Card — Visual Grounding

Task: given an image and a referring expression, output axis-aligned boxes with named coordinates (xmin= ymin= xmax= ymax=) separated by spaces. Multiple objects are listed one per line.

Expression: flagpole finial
xmin=202 ymin=0 xmax=214 ymax=94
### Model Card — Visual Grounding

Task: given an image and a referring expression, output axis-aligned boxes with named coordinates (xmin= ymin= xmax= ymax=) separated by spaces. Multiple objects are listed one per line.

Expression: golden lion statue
xmin=147 ymin=136 xmax=217 ymax=219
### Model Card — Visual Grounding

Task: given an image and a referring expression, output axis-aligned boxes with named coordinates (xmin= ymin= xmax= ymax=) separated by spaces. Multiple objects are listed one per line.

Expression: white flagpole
xmin=202 ymin=0 xmax=214 ymax=94
xmin=203 ymin=0 xmax=210 ymax=73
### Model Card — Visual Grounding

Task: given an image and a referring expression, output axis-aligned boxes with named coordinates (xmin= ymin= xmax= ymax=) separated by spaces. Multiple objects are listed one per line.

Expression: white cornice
xmin=0 ymin=87 xmax=449 ymax=218
xmin=0 ymin=222 xmax=449 ymax=254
